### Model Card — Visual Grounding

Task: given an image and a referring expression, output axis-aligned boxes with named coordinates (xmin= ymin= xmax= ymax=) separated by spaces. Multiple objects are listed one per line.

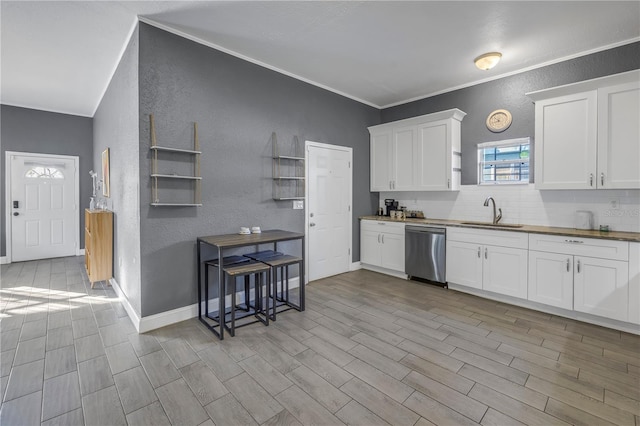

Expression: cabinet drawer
xmin=529 ymin=233 xmax=628 ymax=261
xmin=361 ymin=220 xmax=405 ymax=236
xmin=446 ymin=227 xmax=528 ymax=249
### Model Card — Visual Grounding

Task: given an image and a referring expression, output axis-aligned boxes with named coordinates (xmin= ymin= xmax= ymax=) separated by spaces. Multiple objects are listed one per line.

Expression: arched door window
xmin=25 ymin=166 xmax=64 ymax=179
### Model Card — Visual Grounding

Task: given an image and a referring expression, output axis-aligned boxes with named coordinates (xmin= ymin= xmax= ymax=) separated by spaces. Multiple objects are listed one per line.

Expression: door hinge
xmin=348 ymin=248 xmax=351 ymax=255
xmin=349 ymin=161 xmax=351 ymax=168
xmin=348 ymin=205 xmax=351 ymax=212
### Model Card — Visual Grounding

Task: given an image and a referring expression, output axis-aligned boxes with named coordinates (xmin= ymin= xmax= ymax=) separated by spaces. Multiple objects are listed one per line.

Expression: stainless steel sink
xmin=460 ymin=221 xmax=524 ymax=228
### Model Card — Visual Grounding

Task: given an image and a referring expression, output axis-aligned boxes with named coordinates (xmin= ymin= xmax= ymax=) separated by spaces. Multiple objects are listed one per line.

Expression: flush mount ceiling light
xmin=474 ymin=52 xmax=502 ymax=70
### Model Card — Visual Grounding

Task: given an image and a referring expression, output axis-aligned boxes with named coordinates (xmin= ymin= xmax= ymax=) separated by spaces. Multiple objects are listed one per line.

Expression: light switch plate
xmin=293 ymin=200 xmax=304 ymax=209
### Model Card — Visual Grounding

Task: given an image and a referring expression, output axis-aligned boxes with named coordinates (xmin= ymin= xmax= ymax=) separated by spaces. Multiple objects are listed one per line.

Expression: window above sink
xmin=478 ymin=137 xmax=530 ymax=185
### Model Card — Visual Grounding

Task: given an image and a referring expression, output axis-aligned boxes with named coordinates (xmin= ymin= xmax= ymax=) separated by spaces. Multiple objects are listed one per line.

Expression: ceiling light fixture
xmin=474 ymin=52 xmax=502 ymax=70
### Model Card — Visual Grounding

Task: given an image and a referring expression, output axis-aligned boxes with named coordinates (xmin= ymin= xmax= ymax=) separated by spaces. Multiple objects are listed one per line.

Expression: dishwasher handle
xmin=406 ymin=226 xmax=446 ymax=234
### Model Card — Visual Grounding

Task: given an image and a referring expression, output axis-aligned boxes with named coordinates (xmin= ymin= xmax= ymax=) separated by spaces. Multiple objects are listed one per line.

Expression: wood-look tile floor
xmin=1 ymin=257 xmax=639 ymax=425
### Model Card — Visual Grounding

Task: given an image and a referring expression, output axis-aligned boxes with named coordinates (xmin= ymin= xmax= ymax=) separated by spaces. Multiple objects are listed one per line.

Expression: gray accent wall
xmin=0 ymin=105 xmax=93 ymax=257
xmin=381 ymin=42 xmax=640 ymax=185
xmin=138 ymin=23 xmax=379 ymax=316
xmin=93 ymin=27 xmax=142 ymax=315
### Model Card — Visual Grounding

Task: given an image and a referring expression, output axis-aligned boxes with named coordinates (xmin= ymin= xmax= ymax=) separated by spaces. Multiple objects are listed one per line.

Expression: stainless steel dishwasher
xmin=405 ymin=225 xmax=446 ymax=286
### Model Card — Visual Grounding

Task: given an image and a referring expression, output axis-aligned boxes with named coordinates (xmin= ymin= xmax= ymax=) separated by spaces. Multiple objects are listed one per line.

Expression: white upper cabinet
xmin=368 ymin=109 xmax=465 ymax=192
xmin=533 ymin=91 xmax=597 ymax=189
xmin=393 ymin=125 xmax=418 ymax=190
xmin=597 ymin=81 xmax=640 ymax=189
xmin=370 ymin=129 xmax=393 ymax=191
xmin=528 ymin=70 xmax=640 ymax=190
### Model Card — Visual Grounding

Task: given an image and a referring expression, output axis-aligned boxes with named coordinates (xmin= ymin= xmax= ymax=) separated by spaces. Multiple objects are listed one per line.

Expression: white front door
xmin=8 ymin=153 xmax=78 ymax=262
xmin=307 ymin=142 xmax=352 ymax=282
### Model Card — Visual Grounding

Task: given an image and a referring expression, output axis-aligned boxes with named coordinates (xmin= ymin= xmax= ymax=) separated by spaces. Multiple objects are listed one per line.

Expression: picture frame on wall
xmin=102 ymin=148 xmax=110 ymax=197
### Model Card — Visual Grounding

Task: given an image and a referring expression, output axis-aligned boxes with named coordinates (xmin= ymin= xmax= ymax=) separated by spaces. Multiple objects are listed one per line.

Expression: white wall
xmin=380 ymin=185 xmax=640 ymax=232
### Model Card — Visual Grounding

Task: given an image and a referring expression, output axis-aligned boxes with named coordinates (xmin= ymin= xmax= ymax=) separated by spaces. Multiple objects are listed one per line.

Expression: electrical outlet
xmin=293 ymin=200 xmax=304 ymax=209
xmin=609 ymin=199 xmax=619 ymax=209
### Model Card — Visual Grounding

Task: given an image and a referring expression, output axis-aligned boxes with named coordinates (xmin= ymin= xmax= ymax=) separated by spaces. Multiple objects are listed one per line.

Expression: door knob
xmin=13 ymin=212 xmax=19 ymax=216
xmin=310 ymin=213 xmax=314 ymax=217
xmin=310 ymin=223 xmax=316 ymax=227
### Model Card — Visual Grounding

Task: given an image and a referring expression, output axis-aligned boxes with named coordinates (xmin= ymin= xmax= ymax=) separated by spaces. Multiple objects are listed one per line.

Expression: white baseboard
xmin=109 ymin=277 xmax=142 ymax=332
xmin=350 ymin=261 xmax=362 ymax=271
xmin=360 ymin=263 xmax=408 ymax=280
xmin=0 ymin=256 xmax=9 ymax=265
xmin=448 ymin=283 xmax=640 ymax=336
xmin=139 ymin=303 xmax=198 ymax=334
xmin=137 ymin=276 xmax=301 ymax=333
xmin=78 ymin=249 xmax=85 ymax=256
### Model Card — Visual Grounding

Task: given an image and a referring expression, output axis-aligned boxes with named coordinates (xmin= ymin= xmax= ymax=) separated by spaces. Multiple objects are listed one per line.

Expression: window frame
xmin=477 ymin=137 xmax=530 ymax=185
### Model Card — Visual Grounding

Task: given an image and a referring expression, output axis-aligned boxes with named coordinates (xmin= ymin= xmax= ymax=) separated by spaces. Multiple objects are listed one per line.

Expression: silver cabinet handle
xmin=601 ymin=173 xmax=605 ymax=186
xmin=564 ymin=239 xmax=584 ymax=244
xmin=484 ymin=247 xmax=488 ymax=259
xmin=377 ymin=234 xmax=380 ymax=243
xmin=566 ymin=258 xmax=570 ymax=272
xmin=477 ymin=247 xmax=481 ymax=258
xmin=447 ymin=178 xmax=450 ymax=188
xmin=590 ymin=173 xmax=594 ymax=187
xmin=381 ymin=234 xmax=385 ymax=244
xmin=577 ymin=259 xmax=581 ymax=273
xmin=389 ymin=181 xmax=392 ymax=190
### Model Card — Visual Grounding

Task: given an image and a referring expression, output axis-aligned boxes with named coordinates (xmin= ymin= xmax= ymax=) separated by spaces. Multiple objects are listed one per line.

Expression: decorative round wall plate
xmin=486 ymin=109 xmax=512 ymax=132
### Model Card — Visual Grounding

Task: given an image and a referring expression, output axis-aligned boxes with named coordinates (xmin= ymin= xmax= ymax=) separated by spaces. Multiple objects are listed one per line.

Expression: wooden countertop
xmin=359 ymin=216 xmax=640 ymax=242
xmin=198 ymin=229 xmax=304 ymax=248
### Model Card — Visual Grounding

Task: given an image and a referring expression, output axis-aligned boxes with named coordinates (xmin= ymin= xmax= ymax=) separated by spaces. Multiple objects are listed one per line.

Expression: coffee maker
xmin=384 ymin=199 xmax=399 ymax=216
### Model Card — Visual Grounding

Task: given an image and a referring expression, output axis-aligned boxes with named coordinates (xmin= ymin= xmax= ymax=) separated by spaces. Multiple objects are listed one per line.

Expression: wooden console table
xmin=196 ymin=229 xmax=305 ymax=339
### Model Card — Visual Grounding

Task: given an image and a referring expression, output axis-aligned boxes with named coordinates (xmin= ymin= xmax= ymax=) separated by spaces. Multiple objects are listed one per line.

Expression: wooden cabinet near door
xmin=85 ymin=209 xmax=113 ymax=288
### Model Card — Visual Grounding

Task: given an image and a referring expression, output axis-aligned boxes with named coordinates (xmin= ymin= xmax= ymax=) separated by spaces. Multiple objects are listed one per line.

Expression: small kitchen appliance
xmin=575 ymin=210 xmax=593 ymax=230
xmin=384 ymin=199 xmax=398 ymax=216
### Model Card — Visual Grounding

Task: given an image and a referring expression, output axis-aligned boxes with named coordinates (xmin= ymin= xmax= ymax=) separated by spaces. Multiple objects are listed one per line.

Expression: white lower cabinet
xmin=446 ymin=227 xmax=528 ymax=299
xmin=446 ymin=241 xmax=483 ymax=289
xmin=482 ymin=245 xmax=528 ymax=299
xmin=629 ymin=243 xmax=640 ymax=325
xmin=528 ymin=234 xmax=630 ymax=322
xmin=528 ymin=250 xmax=573 ymax=309
xmin=360 ymin=220 xmax=405 ymax=273
xmin=574 ymin=256 xmax=629 ymax=322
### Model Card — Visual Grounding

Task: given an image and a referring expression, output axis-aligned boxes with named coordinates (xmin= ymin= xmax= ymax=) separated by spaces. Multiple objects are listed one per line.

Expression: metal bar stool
xmin=223 ymin=261 xmax=271 ymax=337
xmin=259 ymin=254 xmax=304 ymax=320
xmin=203 ymin=256 xmax=250 ymax=332
xmin=243 ymin=250 xmax=283 ymax=261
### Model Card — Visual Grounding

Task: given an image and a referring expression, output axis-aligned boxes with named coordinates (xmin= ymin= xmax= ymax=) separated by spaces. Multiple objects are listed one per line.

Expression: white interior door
xmin=307 ymin=142 xmax=352 ymax=282
xmin=8 ymin=153 xmax=78 ymax=262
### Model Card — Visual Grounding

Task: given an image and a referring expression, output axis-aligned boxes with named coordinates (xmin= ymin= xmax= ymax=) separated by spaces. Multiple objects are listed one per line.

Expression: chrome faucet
xmin=484 ymin=197 xmax=502 ymax=224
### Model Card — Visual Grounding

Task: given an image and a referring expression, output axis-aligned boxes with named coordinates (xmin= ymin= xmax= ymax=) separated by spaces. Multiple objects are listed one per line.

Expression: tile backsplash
xmin=379 ymin=184 xmax=640 ymax=232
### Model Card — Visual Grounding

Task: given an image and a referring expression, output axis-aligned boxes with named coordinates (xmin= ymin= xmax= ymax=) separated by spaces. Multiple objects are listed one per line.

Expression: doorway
xmin=306 ymin=141 xmax=353 ymax=282
xmin=5 ymin=152 xmax=79 ymax=262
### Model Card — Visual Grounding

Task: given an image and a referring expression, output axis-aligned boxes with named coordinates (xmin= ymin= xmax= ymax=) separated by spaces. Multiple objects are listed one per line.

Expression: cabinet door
xmin=360 ymin=229 xmax=381 ymax=266
xmin=380 ymin=232 xmax=405 ymax=272
xmin=574 ymin=256 xmax=629 ymax=321
xmin=597 ymin=81 xmax=640 ymax=189
xmin=446 ymin=241 xmax=483 ymax=289
xmin=482 ymin=246 xmax=528 ymax=299
xmin=629 ymin=243 xmax=640 ymax=325
xmin=534 ymin=91 xmax=597 ymax=189
xmin=392 ymin=126 xmax=416 ymax=190
xmin=416 ymin=120 xmax=450 ymax=191
xmin=528 ymin=251 xmax=573 ymax=309
xmin=370 ymin=130 xmax=392 ymax=191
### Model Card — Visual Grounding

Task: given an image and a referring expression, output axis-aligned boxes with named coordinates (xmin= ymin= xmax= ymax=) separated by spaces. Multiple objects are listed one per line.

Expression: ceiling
xmin=2 ymin=1 xmax=639 ymax=117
